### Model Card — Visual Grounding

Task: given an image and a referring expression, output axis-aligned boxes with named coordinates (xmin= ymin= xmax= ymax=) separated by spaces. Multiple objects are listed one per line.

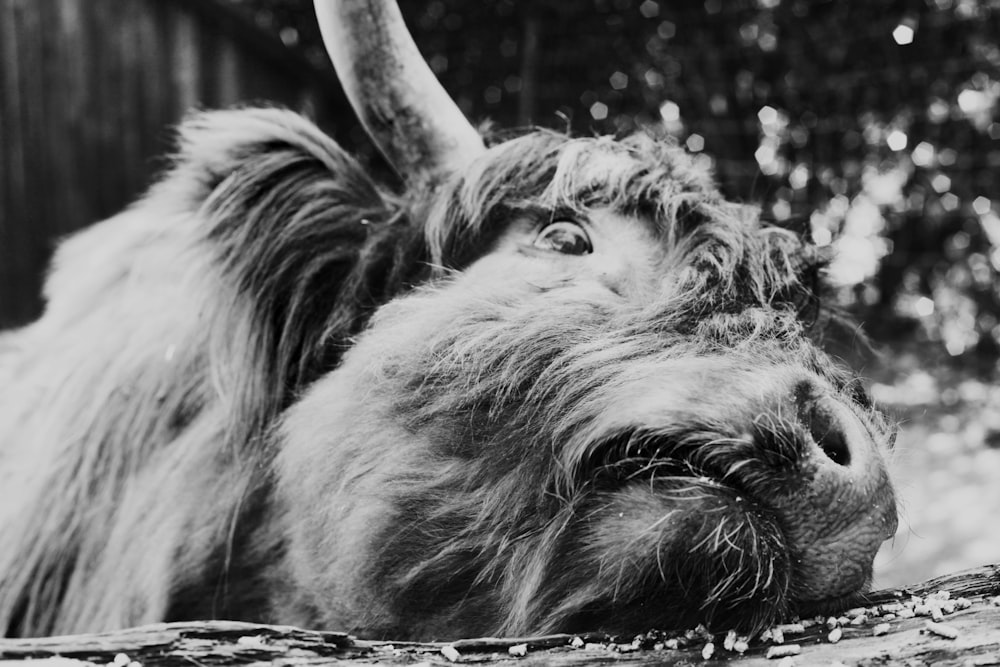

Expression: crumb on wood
xmin=924 ymin=621 xmax=959 ymax=640
xmin=765 ymin=643 xmax=801 ymax=659
xmin=507 ymin=643 xmax=528 ymax=657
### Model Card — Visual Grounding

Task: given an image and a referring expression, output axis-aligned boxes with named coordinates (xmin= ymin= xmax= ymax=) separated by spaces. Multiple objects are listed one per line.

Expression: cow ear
xmin=174 ymin=108 xmax=426 ymax=429
xmin=165 ymin=106 xmax=390 ymax=218
xmin=135 ymin=107 xmax=425 ymax=448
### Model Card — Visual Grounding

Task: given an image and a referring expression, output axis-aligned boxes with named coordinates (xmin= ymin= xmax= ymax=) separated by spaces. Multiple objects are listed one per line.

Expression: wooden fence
xmin=0 ymin=0 xmax=355 ymax=328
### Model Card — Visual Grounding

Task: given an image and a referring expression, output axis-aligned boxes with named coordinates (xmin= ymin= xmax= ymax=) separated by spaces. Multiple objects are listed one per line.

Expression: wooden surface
xmin=0 ymin=0 xmax=349 ymax=329
xmin=1 ymin=564 xmax=998 ymax=667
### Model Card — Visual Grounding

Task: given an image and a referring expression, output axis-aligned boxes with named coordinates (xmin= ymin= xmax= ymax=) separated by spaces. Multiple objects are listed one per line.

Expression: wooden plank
xmin=55 ymin=0 xmax=97 ymax=230
xmin=76 ymin=0 xmax=112 ymax=222
xmin=0 ymin=566 xmax=997 ymax=667
xmin=1 ymin=0 xmax=44 ymax=326
xmin=196 ymin=12 xmax=220 ymax=109
xmin=116 ymin=0 xmax=144 ymax=199
xmin=215 ymin=37 xmax=241 ymax=108
xmin=94 ymin=0 xmax=128 ymax=218
xmin=171 ymin=8 xmax=202 ymax=116
xmin=0 ymin=0 xmax=17 ymax=235
xmin=0 ymin=0 xmax=351 ymax=327
xmin=0 ymin=58 xmax=6 ymax=310
xmin=142 ymin=0 xmax=179 ymax=162
xmin=41 ymin=0 xmax=73 ymax=239
xmin=15 ymin=0 xmax=47 ymax=245
xmin=132 ymin=0 xmax=160 ymax=166
xmin=0 ymin=0 xmax=27 ymax=325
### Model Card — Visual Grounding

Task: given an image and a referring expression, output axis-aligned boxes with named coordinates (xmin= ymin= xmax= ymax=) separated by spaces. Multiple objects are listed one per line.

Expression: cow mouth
xmin=544 ymin=433 xmax=789 ymax=635
xmin=557 ymin=421 xmax=887 ymax=633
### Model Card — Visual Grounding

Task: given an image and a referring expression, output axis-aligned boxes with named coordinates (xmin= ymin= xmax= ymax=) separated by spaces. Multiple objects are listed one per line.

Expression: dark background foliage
xmin=224 ymin=0 xmax=1000 ymax=371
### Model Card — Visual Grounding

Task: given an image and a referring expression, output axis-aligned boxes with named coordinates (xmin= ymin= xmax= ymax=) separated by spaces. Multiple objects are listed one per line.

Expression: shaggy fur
xmin=0 ymin=107 xmax=896 ymax=639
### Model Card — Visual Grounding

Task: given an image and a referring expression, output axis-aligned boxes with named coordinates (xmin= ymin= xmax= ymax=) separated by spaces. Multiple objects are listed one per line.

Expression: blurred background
xmin=1 ymin=0 xmax=998 ymax=590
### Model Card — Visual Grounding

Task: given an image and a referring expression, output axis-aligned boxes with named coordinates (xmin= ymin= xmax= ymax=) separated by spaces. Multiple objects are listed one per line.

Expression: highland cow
xmin=0 ymin=0 xmax=897 ymax=641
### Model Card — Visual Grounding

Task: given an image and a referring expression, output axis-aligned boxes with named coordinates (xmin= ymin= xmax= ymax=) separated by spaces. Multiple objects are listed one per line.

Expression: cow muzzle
xmin=564 ymin=363 xmax=898 ymax=626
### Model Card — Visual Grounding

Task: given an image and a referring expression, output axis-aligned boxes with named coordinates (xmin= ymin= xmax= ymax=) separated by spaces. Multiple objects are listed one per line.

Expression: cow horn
xmin=314 ymin=0 xmax=485 ymax=189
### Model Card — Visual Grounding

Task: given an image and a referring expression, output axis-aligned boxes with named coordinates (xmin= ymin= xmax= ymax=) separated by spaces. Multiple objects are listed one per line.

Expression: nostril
xmin=794 ymin=384 xmax=852 ymax=467
xmin=809 ymin=416 xmax=851 ymax=467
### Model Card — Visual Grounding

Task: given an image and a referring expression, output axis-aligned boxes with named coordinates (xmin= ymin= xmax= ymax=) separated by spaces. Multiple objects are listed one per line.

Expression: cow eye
xmin=534 ymin=220 xmax=593 ymax=255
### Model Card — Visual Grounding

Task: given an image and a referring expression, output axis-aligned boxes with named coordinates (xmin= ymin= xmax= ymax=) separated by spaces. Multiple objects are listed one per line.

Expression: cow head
xmin=273 ymin=0 xmax=898 ymax=638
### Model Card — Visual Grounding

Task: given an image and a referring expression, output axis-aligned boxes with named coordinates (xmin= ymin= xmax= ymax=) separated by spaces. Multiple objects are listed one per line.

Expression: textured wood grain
xmin=2 ymin=564 xmax=998 ymax=667
xmin=0 ymin=0 xmax=350 ymax=330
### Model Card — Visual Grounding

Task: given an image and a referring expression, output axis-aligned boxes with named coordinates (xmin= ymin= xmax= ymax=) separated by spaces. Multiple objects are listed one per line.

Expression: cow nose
xmin=761 ymin=378 xmax=897 ymax=603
